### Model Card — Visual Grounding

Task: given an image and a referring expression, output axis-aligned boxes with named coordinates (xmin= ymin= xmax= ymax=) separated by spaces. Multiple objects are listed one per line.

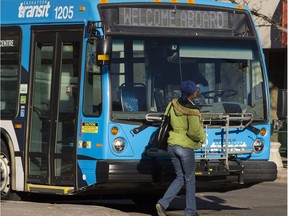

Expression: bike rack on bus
xmin=145 ymin=112 xmax=254 ymax=178
xmin=200 ymin=113 xmax=254 ymax=170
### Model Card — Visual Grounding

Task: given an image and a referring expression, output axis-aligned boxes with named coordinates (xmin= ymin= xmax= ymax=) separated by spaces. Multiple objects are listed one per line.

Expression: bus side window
xmin=83 ymin=72 xmax=102 ymax=116
xmin=248 ymin=82 xmax=264 ymax=107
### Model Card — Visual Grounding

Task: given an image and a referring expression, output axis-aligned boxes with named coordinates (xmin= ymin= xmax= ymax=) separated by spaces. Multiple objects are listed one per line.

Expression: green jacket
xmin=166 ymin=99 xmax=206 ymax=150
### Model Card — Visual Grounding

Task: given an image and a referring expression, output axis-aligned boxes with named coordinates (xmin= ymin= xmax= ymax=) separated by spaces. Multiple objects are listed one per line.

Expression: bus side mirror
xmin=96 ymin=36 xmax=112 ymax=66
xmin=277 ymin=89 xmax=287 ymax=120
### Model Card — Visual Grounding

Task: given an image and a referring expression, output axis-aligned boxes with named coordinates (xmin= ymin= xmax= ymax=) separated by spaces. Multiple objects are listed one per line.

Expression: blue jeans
xmin=158 ymin=145 xmax=197 ymax=216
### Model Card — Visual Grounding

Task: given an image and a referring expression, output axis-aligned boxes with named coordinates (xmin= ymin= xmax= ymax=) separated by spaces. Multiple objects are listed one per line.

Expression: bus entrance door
xmin=27 ymin=27 xmax=83 ymax=193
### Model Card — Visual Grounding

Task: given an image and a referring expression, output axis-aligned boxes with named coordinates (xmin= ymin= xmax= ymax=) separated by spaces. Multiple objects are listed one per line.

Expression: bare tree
xmin=228 ymin=0 xmax=287 ymax=33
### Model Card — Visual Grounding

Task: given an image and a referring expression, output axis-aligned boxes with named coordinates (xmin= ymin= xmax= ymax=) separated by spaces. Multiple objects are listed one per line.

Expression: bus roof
xmin=1 ymin=0 xmax=249 ymax=26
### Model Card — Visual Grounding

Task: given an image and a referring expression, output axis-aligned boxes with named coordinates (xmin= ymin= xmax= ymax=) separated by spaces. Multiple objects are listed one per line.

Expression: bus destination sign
xmin=119 ymin=7 xmax=229 ymax=29
xmin=0 ymin=37 xmax=19 ymax=51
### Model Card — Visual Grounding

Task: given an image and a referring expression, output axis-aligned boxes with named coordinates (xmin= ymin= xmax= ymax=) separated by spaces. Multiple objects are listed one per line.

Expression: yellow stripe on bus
xmin=27 ymin=184 xmax=74 ymax=195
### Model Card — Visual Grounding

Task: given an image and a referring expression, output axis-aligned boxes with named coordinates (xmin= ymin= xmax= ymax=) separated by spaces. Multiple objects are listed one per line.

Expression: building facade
xmin=223 ymin=0 xmax=287 ymax=151
xmin=250 ymin=0 xmax=287 ymax=152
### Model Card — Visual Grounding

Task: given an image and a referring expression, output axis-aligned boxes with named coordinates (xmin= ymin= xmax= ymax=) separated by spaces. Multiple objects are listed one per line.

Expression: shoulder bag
xmin=153 ymin=102 xmax=173 ymax=150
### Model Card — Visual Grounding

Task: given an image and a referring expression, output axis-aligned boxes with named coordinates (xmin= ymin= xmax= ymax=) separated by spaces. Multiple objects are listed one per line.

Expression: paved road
xmin=1 ymin=179 xmax=287 ymax=216
xmin=95 ymin=179 xmax=287 ymax=216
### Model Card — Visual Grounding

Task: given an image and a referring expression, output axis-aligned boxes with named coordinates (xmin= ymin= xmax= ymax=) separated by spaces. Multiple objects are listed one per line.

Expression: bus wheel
xmin=0 ymin=140 xmax=23 ymax=201
xmin=1 ymin=140 xmax=11 ymax=200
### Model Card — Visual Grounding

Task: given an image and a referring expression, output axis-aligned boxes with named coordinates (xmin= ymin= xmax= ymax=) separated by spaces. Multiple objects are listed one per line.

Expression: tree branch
xmin=251 ymin=9 xmax=287 ymax=33
xmin=229 ymin=0 xmax=287 ymax=33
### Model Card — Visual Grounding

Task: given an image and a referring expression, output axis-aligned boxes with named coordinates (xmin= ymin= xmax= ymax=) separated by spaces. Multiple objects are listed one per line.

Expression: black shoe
xmin=156 ymin=203 xmax=167 ymax=216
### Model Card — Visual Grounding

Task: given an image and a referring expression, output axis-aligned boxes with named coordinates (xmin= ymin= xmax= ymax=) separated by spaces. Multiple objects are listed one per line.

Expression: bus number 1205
xmin=54 ymin=6 xmax=74 ymax=20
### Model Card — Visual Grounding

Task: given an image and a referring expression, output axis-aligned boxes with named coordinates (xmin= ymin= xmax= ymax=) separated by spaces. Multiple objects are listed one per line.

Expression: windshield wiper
xmin=130 ymin=113 xmax=163 ymax=135
xmin=246 ymin=124 xmax=260 ymax=135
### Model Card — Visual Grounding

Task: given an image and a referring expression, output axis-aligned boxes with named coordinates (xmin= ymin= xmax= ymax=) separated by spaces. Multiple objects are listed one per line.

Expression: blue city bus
xmin=1 ymin=0 xmax=277 ymax=201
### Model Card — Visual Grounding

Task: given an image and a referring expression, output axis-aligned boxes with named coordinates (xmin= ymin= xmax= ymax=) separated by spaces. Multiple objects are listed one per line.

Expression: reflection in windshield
xmin=109 ymin=38 xmax=266 ymax=121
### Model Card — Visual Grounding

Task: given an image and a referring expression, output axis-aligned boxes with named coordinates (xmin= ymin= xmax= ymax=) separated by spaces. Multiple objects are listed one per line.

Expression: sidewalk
xmin=1 ymin=200 xmax=129 ymax=216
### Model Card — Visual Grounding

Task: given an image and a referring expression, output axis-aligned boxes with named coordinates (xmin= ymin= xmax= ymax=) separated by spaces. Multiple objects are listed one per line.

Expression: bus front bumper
xmin=96 ymin=159 xmax=277 ymax=185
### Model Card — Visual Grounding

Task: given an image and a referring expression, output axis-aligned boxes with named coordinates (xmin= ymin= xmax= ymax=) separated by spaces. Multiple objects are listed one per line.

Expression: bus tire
xmin=0 ymin=139 xmax=21 ymax=200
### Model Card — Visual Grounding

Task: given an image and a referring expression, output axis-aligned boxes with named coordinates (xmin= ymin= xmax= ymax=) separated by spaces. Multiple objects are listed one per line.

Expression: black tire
xmin=1 ymin=139 xmax=21 ymax=200
xmin=242 ymin=161 xmax=277 ymax=183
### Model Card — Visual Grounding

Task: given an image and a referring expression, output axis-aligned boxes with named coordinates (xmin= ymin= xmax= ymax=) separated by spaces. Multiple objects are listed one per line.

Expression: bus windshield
xmin=85 ymin=38 xmax=267 ymax=122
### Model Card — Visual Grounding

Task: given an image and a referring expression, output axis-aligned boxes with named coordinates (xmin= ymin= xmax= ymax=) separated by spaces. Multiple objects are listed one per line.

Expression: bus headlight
xmin=112 ymin=138 xmax=125 ymax=153
xmin=253 ymin=139 xmax=264 ymax=153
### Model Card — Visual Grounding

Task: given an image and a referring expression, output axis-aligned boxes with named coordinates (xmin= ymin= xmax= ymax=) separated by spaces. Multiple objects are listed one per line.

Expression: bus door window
xmin=29 ymin=29 xmax=82 ymax=185
xmin=55 ymin=42 xmax=80 ymax=178
xmin=30 ymin=42 xmax=53 ymax=176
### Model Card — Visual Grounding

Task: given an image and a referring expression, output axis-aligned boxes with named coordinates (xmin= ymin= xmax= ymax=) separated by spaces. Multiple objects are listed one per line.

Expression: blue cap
xmin=180 ymin=80 xmax=197 ymax=101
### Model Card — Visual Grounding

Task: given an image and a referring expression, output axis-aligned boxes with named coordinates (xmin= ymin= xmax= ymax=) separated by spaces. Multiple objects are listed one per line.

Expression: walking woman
xmin=156 ymin=80 xmax=206 ymax=216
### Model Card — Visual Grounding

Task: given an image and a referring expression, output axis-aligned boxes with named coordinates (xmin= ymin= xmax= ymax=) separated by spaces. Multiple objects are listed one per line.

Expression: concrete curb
xmin=269 ymin=142 xmax=287 ymax=182
xmin=277 ymin=167 xmax=287 ymax=182
xmin=275 ymin=156 xmax=287 ymax=182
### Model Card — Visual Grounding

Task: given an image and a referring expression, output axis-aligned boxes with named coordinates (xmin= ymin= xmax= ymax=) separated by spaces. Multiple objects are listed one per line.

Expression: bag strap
xmin=164 ymin=102 xmax=173 ymax=116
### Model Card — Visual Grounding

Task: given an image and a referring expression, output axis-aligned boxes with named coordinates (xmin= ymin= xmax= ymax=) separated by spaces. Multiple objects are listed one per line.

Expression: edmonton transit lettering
xmin=119 ymin=8 xmax=228 ymax=29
